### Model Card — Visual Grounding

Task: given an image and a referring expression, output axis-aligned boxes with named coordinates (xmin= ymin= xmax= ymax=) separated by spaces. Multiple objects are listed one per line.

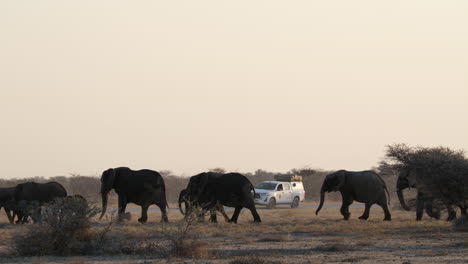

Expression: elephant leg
xmin=200 ymin=201 xmax=217 ymax=222
xmin=461 ymin=207 xmax=467 ymax=217
xmin=416 ymin=192 xmax=424 ymax=221
xmin=359 ymin=204 xmax=371 ymax=220
xmin=340 ymin=197 xmax=353 ymax=220
xmin=138 ymin=204 xmax=149 ymax=223
xmin=15 ymin=212 xmax=23 ymax=224
xmin=23 ymin=215 xmax=31 ymax=224
xmin=218 ymin=205 xmax=230 ymax=222
xmin=4 ymin=208 xmax=14 ymax=224
xmin=229 ymin=207 xmax=243 ymax=224
xmin=447 ymin=206 xmax=457 ymax=221
xmin=425 ymin=202 xmax=440 ymax=220
xmin=197 ymin=211 xmax=206 ymax=222
xmin=209 ymin=208 xmax=218 ymax=223
xmin=245 ymin=200 xmax=261 ymax=223
xmin=118 ymin=196 xmax=128 ymax=221
xmin=377 ymin=200 xmax=392 ymax=221
xmin=156 ymin=202 xmax=169 ymax=223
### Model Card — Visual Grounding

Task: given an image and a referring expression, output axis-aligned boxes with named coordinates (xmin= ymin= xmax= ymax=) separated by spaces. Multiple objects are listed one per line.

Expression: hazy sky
xmin=1 ymin=1 xmax=467 ymax=179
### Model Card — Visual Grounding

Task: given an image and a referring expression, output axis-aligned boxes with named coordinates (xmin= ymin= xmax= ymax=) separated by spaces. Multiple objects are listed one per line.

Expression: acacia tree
xmin=383 ymin=143 xmax=468 ymax=217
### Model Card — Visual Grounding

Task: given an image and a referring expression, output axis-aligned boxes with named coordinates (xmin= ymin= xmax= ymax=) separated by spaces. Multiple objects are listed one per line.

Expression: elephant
xmin=13 ymin=200 xmax=41 ymax=223
xmin=99 ymin=167 xmax=169 ymax=223
xmin=316 ymin=170 xmax=391 ymax=221
xmin=185 ymin=172 xmax=261 ymax=224
xmin=0 ymin=187 xmax=16 ymax=223
xmin=13 ymin=181 xmax=67 ymax=223
xmin=396 ymin=167 xmax=457 ymax=221
xmin=178 ymin=188 xmax=230 ymax=223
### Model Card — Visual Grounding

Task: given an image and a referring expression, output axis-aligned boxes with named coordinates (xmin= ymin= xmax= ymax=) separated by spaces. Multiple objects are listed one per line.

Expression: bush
xmin=167 ymin=214 xmax=209 ymax=258
xmin=14 ymin=196 xmax=101 ymax=256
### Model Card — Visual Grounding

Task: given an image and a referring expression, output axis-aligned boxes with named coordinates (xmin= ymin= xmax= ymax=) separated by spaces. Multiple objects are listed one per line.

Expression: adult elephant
xmin=185 ymin=172 xmax=261 ymax=223
xmin=316 ymin=170 xmax=391 ymax=221
xmin=14 ymin=181 xmax=67 ymax=223
xmin=396 ymin=167 xmax=456 ymax=221
xmin=0 ymin=187 xmax=16 ymax=223
xmin=99 ymin=167 xmax=168 ymax=223
xmin=178 ymin=188 xmax=230 ymax=223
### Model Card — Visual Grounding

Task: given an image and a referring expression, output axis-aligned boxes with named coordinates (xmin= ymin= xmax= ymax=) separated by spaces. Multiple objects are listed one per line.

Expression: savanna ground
xmin=0 ymin=203 xmax=466 ymax=264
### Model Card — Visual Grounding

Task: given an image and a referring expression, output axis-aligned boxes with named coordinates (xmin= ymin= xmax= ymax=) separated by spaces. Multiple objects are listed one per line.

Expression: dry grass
xmin=256 ymin=233 xmax=292 ymax=242
xmin=0 ymin=203 xmax=467 ymax=263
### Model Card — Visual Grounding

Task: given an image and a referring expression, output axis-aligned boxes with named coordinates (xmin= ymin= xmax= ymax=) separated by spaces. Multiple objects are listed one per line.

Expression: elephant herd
xmin=0 ymin=167 xmax=458 ymax=225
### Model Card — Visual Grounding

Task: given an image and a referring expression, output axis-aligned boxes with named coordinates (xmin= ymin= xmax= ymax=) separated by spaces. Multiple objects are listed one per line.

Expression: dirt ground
xmin=0 ymin=203 xmax=466 ymax=264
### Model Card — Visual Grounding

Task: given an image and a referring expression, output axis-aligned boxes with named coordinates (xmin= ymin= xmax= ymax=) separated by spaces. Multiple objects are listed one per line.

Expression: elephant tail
xmin=250 ymin=183 xmax=256 ymax=200
xmin=374 ymin=172 xmax=391 ymax=205
xmin=162 ymin=181 xmax=170 ymax=210
xmin=384 ymin=185 xmax=391 ymax=205
xmin=162 ymin=180 xmax=171 ymax=210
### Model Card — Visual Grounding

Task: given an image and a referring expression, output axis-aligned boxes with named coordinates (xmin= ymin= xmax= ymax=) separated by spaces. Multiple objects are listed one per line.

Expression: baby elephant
xmin=316 ymin=170 xmax=391 ymax=221
xmin=178 ymin=189 xmax=230 ymax=223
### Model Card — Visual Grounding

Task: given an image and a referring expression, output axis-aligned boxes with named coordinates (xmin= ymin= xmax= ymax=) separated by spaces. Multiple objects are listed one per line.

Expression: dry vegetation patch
xmin=1 ymin=205 xmax=467 ymax=263
xmin=12 ymin=197 xmax=104 ymax=256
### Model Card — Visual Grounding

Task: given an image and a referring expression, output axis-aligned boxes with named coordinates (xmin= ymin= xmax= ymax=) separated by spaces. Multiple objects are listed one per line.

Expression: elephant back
xmin=14 ymin=181 xmax=67 ymax=203
xmin=197 ymin=172 xmax=255 ymax=207
xmin=347 ymin=171 xmax=387 ymax=203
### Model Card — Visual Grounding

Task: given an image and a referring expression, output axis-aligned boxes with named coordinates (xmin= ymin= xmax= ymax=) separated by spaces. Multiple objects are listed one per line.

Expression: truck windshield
xmin=255 ymin=182 xmax=277 ymax=190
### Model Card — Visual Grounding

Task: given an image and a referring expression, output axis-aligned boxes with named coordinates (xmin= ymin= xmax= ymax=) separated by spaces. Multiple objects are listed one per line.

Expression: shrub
xmin=13 ymin=196 xmax=100 ymax=256
xmin=167 ymin=214 xmax=209 ymax=258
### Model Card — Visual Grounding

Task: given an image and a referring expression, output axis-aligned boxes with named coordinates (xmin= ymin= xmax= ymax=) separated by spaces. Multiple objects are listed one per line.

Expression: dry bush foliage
xmin=13 ymin=197 xmax=103 ymax=256
xmin=167 ymin=214 xmax=209 ymax=258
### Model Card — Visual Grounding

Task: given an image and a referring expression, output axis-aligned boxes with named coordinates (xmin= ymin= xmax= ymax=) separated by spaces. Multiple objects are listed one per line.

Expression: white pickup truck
xmin=253 ymin=176 xmax=306 ymax=209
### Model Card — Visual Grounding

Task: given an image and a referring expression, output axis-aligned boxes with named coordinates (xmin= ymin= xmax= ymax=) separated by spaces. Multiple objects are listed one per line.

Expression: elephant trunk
xmin=397 ymin=188 xmax=410 ymax=211
xmin=315 ymin=189 xmax=325 ymax=215
xmin=178 ymin=199 xmax=186 ymax=216
xmin=99 ymin=192 xmax=108 ymax=220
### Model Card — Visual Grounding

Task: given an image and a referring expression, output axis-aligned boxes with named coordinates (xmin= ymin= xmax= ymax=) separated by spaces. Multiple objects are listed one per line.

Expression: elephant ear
xmin=101 ymin=168 xmax=116 ymax=193
xmin=407 ymin=168 xmax=419 ymax=187
xmin=197 ymin=173 xmax=210 ymax=195
xmin=334 ymin=170 xmax=347 ymax=190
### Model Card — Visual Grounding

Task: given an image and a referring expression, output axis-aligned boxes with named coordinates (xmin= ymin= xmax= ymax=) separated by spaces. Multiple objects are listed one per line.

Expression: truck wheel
xmin=266 ymin=198 xmax=276 ymax=209
xmin=291 ymin=197 xmax=300 ymax=208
